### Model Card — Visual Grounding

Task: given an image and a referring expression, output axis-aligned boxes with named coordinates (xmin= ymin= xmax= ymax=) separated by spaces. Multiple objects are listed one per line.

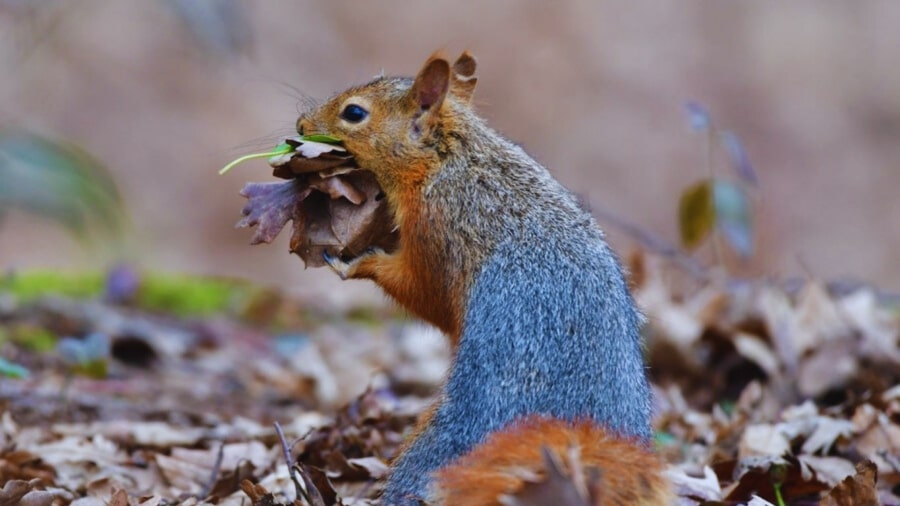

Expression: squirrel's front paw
xmin=323 ymin=248 xmax=384 ymax=280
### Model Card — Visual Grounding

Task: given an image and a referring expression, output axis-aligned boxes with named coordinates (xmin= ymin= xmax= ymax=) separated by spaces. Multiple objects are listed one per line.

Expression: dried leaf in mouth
xmin=271 ymin=151 xmax=355 ymax=179
xmin=238 ymin=169 xmax=397 ymax=268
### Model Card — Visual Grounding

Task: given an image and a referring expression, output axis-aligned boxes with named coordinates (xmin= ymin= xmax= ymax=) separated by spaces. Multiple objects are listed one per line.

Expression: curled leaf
xmin=238 ymin=172 xmax=397 ymax=267
xmin=293 ymin=140 xmax=346 ymax=160
xmin=237 ymin=181 xmax=306 ymax=245
xmin=272 ymin=150 xmax=354 ymax=179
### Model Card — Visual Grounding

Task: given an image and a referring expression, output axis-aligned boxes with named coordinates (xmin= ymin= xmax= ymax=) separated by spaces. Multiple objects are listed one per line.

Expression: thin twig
xmin=198 ymin=441 xmax=225 ymax=499
xmin=274 ymin=421 xmax=308 ymax=503
xmin=591 ymin=203 xmax=709 ymax=281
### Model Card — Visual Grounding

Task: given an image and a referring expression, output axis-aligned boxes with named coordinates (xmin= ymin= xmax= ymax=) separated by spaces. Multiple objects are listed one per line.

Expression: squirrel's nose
xmin=296 ymin=117 xmax=308 ymax=136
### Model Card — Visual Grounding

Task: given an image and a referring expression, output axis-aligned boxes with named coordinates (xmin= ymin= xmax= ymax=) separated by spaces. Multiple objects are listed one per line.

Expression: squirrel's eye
xmin=340 ymin=104 xmax=369 ymax=123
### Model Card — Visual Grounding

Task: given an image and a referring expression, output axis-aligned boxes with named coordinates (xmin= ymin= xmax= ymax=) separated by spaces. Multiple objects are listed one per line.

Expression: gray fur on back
xmin=383 ymin=219 xmax=651 ymax=504
xmin=380 ymin=109 xmax=651 ymax=504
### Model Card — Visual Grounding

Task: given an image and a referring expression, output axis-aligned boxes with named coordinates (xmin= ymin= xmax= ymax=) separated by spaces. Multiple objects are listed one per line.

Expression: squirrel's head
xmin=295 ymin=52 xmax=478 ymax=193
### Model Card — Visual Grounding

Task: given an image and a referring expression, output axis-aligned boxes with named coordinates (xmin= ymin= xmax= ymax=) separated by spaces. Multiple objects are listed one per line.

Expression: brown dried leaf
xmin=155 ymin=453 xmax=209 ymax=495
xmin=154 ymin=442 xmax=270 ymax=498
xmin=135 ymin=497 xmax=164 ymax=506
xmin=236 ymin=138 xmax=401 ymax=267
xmin=800 ymin=416 xmax=854 ymax=455
xmin=797 ymin=339 xmax=859 ymax=397
xmin=820 ymin=460 xmax=880 ymax=506
xmin=724 ymin=457 xmax=829 ymax=504
xmin=738 ymin=424 xmax=790 ymax=460
xmin=855 ymin=417 xmax=900 ymax=470
xmin=838 ymin=289 xmax=900 ymax=362
xmin=239 ymin=170 xmax=398 ymax=268
xmin=297 ymin=464 xmax=336 ymax=506
xmin=108 ymin=488 xmax=130 ymax=506
xmin=664 ymin=466 xmax=722 ymax=502
xmin=798 ymin=455 xmax=857 ymax=488
xmin=240 ymin=480 xmax=285 ymax=506
xmin=0 ymin=480 xmax=32 ymax=506
xmin=500 ymin=448 xmax=593 ymax=506
xmin=345 ymin=456 xmax=390 ymax=480
xmin=634 ymin=269 xmax=703 ymax=349
xmin=792 ymin=281 xmax=852 ymax=354
xmin=18 ymin=491 xmax=68 ymax=506
xmin=207 ymin=459 xmax=257 ymax=499
xmin=308 ymin=173 xmax=366 ymax=205
xmin=0 ymin=448 xmax=56 ymax=483
xmin=272 ymin=151 xmax=354 ymax=179
xmin=321 ymin=450 xmax=389 ymax=482
xmin=0 ymin=479 xmax=73 ymax=506
xmin=733 ymin=332 xmax=780 ymax=377
xmin=295 ymin=174 xmax=398 ymax=267
xmin=54 ymin=420 xmax=207 ymax=447
xmin=25 ymin=435 xmax=141 ymax=492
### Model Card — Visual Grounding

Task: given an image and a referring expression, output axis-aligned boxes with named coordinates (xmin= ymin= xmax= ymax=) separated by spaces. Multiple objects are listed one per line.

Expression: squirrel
xmin=295 ymin=52 xmax=671 ymax=505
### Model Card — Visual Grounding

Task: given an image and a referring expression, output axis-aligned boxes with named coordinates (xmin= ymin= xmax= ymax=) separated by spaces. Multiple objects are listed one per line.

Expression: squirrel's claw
xmin=323 ymin=251 xmax=352 ymax=280
xmin=323 ymin=248 xmax=385 ymax=280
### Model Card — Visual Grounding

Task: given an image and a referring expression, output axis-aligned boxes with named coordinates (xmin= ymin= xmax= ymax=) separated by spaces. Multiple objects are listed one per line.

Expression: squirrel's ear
xmin=451 ymin=51 xmax=477 ymax=104
xmin=411 ymin=56 xmax=451 ymax=115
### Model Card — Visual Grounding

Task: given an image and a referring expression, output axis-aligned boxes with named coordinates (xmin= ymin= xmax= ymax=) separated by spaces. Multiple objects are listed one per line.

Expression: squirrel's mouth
xmin=237 ymin=137 xmax=398 ymax=268
xmin=268 ymin=136 xmax=358 ymax=180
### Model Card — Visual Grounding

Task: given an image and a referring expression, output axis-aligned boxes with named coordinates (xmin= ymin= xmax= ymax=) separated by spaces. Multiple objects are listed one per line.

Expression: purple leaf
xmin=684 ymin=101 xmax=711 ymax=131
xmin=237 ymin=180 xmax=308 ymax=245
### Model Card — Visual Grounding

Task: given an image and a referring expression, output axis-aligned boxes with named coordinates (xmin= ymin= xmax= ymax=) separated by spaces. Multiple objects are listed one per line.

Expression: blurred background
xmin=1 ymin=1 xmax=898 ymax=309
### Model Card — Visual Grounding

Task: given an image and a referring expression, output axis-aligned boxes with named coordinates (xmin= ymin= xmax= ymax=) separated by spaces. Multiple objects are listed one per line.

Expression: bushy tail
xmin=430 ymin=416 xmax=672 ymax=506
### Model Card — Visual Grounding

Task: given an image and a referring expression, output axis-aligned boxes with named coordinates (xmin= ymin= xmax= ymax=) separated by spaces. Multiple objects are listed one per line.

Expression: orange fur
xmin=348 ymin=162 xmax=465 ymax=343
xmin=432 ymin=417 xmax=672 ymax=505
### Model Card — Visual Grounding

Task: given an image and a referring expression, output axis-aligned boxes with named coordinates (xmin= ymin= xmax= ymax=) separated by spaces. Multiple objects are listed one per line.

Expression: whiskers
xmin=228 ymin=127 xmax=296 ymax=154
xmin=271 ymin=80 xmax=322 ymax=116
xmin=226 ymin=80 xmax=323 ymax=155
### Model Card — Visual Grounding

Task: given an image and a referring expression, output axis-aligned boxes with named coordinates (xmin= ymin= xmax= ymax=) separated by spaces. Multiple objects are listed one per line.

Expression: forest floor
xmin=1 ymin=252 xmax=898 ymax=505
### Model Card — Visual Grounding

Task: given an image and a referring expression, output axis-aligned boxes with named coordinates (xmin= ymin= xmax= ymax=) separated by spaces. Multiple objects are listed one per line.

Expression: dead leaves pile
xmin=632 ymin=252 xmax=900 ymax=504
xmin=1 ymin=252 xmax=898 ymax=504
xmin=0 ymin=293 xmax=441 ymax=505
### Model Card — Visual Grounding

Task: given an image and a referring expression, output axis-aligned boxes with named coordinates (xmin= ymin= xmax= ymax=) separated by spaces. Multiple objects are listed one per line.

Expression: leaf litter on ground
xmin=0 ymin=249 xmax=898 ymax=504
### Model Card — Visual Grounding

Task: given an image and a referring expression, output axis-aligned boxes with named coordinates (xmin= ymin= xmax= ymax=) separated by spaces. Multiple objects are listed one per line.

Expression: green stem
xmin=218 ymin=151 xmax=282 ymax=175
xmin=773 ymin=480 xmax=786 ymax=506
xmin=219 ymin=142 xmax=293 ymax=175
